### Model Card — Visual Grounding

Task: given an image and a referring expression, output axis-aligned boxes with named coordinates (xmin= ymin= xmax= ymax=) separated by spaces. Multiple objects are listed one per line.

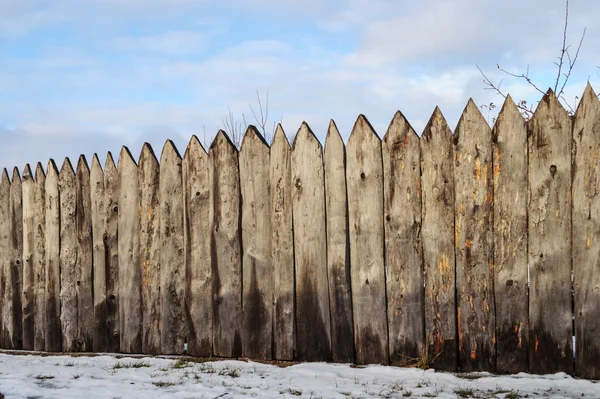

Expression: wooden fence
xmin=0 ymin=87 xmax=599 ymax=379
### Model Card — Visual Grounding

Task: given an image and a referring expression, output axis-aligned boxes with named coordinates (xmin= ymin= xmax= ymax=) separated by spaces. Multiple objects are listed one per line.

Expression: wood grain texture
xmin=240 ymin=127 xmax=273 ymax=360
xmin=104 ymin=153 xmax=120 ymax=353
xmin=493 ymin=96 xmax=529 ymax=374
xmin=421 ymin=108 xmax=456 ymax=371
xmin=291 ymin=122 xmax=332 ymax=362
xmin=159 ymin=140 xmax=186 ymax=355
xmin=210 ymin=130 xmax=242 ymax=358
xmin=9 ymin=168 xmax=23 ymax=350
xmin=269 ymin=125 xmax=295 ymax=360
xmin=183 ymin=136 xmax=212 ymax=357
xmin=76 ymin=156 xmax=94 ymax=351
xmin=323 ymin=120 xmax=354 ymax=363
xmin=139 ymin=144 xmax=161 ymax=354
xmin=59 ymin=158 xmax=79 ymax=352
xmin=382 ymin=111 xmax=424 ymax=366
xmin=573 ymin=84 xmax=600 ymax=379
xmin=91 ymin=154 xmax=108 ymax=352
xmin=118 ymin=147 xmax=142 ymax=353
xmin=454 ymin=100 xmax=495 ymax=372
xmin=33 ymin=163 xmax=46 ymax=351
xmin=22 ymin=165 xmax=35 ymax=350
xmin=528 ymin=91 xmax=573 ymax=374
xmin=44 ymin=160 xmax=61 ymax=352
xmin=0 ymin=170 xmax=12 ymax=348
xmin=346 ymin=115 xmax=388 ymax=365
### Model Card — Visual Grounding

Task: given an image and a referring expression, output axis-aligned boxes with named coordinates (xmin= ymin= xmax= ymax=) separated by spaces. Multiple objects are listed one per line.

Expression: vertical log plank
xmin=45 ymin=160 xmax=61 ymax=352
xmin=76 ymin=156 xmax=93 ymax=351
xmin=104 ymin=153 xmax=120 ymax=353
xmin=139 ymin=144 xmax=161 ymax=354
xmin=33 ymin=163 xmax=46 ymax=351
xmin=159 ymin=140 xmax=186 ymax=354
xmin=493 ymin=96 xmax=529 ymax=373
xmin=118 ymin=147 xmax=142 ymax=353
xmin=382 ymin=112 xmax=424 ymax=366
xmin=573 ymin=84 xmax=600 ymax=379
xmin=528 ymin=91 xmax=573 ymax=374
xmin=324 ymin=120 xmax=354 ymax=363
xmin=0 ymin=170 xmax=11 ymax=348
xmin=454 ymin=100 xmax=495 ymax=372
xmin=421 ymin=108 xmax=457 ymax=371
xmin=59 ymin=158 xmax=79 ymax=351
xmin=270 ymin=126 xmax=295 ymax=360
xmin=22 ymin=164 xmax=35 ymax=350
xmin=210 ymin=130 xmax=242 ymax=358
xmin=346 ymin=115 xmax=388 ymax=365
xmin=183 ymin=136 xmax=212 ymax=357
xmin=91 ymin=154 xmax=108 ymax=352
xmin=9 ymin=168 xmax=23 ymax=350
xmin=291 ymin=123 xmax=332 ymax=362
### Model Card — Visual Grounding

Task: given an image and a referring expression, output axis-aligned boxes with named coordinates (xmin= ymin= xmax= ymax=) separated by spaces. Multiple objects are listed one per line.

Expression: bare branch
xmin=554 ymin=0 xmax=570 ymax=93
xmin=557 ymin=27 xmax=586 ymax=98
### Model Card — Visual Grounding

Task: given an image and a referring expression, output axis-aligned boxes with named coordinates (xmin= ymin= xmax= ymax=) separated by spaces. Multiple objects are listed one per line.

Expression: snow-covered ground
xmin=0 ymin=353 xmax=597 ymax=398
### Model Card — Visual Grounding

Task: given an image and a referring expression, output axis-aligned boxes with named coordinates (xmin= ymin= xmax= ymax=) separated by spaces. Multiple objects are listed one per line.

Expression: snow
xmin=0 ymin=353 xmax=598 ymax=398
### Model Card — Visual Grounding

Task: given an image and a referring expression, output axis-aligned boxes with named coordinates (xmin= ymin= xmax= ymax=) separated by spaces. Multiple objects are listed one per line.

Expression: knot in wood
xmin=549 ymin=165 xmax=557 ymax=178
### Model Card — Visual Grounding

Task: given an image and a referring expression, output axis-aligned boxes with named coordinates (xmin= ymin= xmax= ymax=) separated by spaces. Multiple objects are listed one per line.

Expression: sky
xmin=1 ymin=0 xmax=599 ymax=172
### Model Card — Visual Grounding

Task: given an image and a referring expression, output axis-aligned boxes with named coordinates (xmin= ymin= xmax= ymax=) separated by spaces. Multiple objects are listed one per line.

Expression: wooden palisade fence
xmin=0 ymin=87 xmax=599 ymax=379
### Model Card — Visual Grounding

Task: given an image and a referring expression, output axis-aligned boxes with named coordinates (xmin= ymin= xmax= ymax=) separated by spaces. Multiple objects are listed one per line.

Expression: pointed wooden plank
xmin=493 ymin=96 xmax=529 ymax=374
xmin=421 ymin=108 xmax=457 ymax=371
xmin=454 ymin=100 xmax=495 ymax=372
xmin=75 ymin=156 xmax=94 ymax=351
xmin=0 ymin=170 xmax=12 ymax=348
xmin=91 ymin=155 xmax=108 ymax=352
xmin=270 ymin=125 xmax=295 ymax=360
xmin=528 ymin=90 xmax=573 ymax=374
xmin=22 ymin=164 xmax=35 ymax=350
xmin=45 ymin=160 xmax=61 ymax=352
xmin=59 ymin=158 xmax=79 ymax=351
xmin=324 ymin=120 xmax=354 ymax=363
xmin=346 ymin=115 xmax=388 ymax=365
xmin=291 ymin=122 xmax=332 ymax=362
xmin=118 ymin=147 xmax=142 ymax=353
xmin=573 ymin=84 xmax=600 ymax=379
xmin=139 ymin=144 xmax=161 ymax=355
xmin=104 ymin=153 xmax=120 ymax=353
xmin=33 ymin=163 xmax=46 ymax=351
xmin=183 ymin=136 xmax=212 ymax=357
xmin=382 ymin=111 xmax=424 ymax=366
xmin=240 ymin=126 xmax=273 ymax=360
xmin=210 ymin=130 xmax=242 ymax=358
xmin=159 ymin=140 xmax=186 ymax=355
xmin=9 ymin=168 xmax=23 ymax=350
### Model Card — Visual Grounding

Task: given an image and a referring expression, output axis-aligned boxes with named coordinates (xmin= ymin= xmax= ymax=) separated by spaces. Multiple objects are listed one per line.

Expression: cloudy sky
xmin=1 ymin=0 xmax=599 ymax=172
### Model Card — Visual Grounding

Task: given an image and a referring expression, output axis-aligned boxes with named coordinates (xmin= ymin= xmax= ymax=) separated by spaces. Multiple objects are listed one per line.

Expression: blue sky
xmin=1 ymin=0 xmax=599 ymax=171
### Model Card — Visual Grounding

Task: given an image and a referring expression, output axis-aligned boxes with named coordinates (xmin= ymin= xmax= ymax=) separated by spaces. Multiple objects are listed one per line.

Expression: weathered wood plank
xmin=324 ymin=120 xmax=354 ymax=363
xmin=528 ymin=90 xmax=573 ymax=374
xmin=573 ymin=84 xmax=600 ymax=379
xmin=210 ymin=130 xmax=242 ymax=358
xmin=91 ymin=154 xmax=108 ymax=352
xmin=76 ymin=156 xmax=94 ymax=351
xmin=346 ymin=115 xmax=388 ymax=365
xmin=22 ymin=164 xmax=35 ymax=350
xmin=240 ymin=126 xmax=273 ymax=360
xmin=269 ymin=125 xmax=295 ymax=360
xmin=0 ymin=169 xmax=12 ymax=348
xmin=291 ymin=122 xmax=332 ymax=362
xmin=9 ymin=168 xmax=23 ymax=350
xmin=59 ymin=158 xmax=79 ymax=351
xmin=493 ymin=96 xmax=529 ymax=374
xmin=139 ymin=143 xmax=161 ymax=355
xmin=33 ymin=163 xmax=46 ymax=351
xmin=159 ymin=140 xmax=186 ymax=355
xmin=118 ymin=147 xmax=142 ymax=353
xmin=45 ymin=160 xmax=62 ymax=352
xmin=454 ymin=100 xmax=495 ymax=372
xmin=421 ymin=108 xmax=456 ymax=371
xmin=183 ymin=136 xmax=212 ymax=357
xmin=104 ymin=153 xmax=120 ymax=353
xmin=382 ymin=111 xmax=424 ymax=366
